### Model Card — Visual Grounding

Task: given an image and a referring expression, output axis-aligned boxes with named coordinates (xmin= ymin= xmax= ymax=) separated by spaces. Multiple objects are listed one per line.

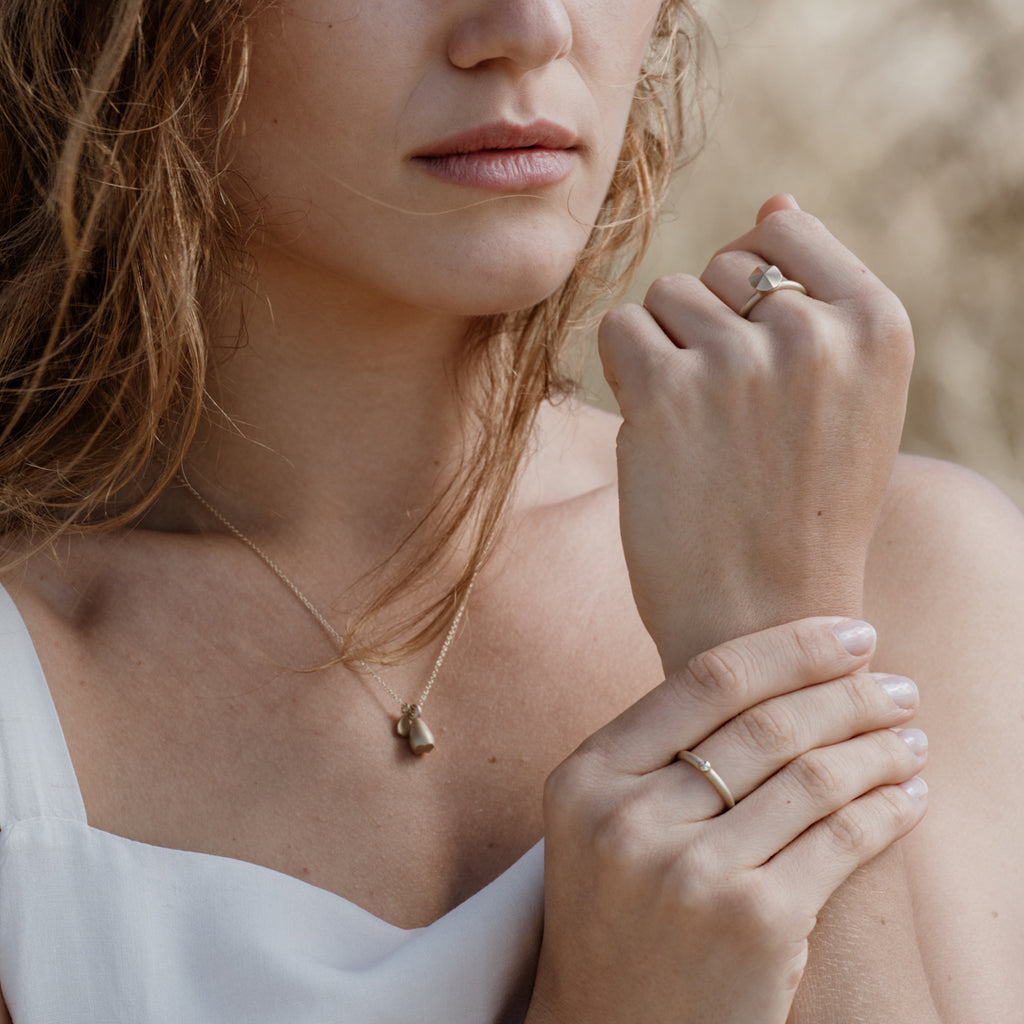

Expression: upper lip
xmin=412 ymin=119 xmax=579 ymax=158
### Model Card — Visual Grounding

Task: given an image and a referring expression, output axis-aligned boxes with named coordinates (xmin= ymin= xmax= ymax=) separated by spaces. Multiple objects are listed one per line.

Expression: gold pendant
xmin=396 ymin=705 xmax=435 ymax=755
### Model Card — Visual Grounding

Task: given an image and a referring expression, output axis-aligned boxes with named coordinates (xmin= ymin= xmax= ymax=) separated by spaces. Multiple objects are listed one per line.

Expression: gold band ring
xmin=677 ymin=750 xmax=736 ymax=812
xmin=739 ymin=264 xmax=809 ymax=318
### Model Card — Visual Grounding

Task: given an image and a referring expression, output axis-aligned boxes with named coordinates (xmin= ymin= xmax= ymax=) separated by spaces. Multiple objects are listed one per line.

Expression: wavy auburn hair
xmin=0 ymin=0 xmax=707 ymax=661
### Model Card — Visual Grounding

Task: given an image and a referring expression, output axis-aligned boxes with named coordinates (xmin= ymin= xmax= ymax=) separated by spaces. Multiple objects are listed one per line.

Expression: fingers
xmin=715 ymin=204 xmax=898 ymax=312
xmin=699 ymin=249 xmax=825 ymax=326
xmin=597 ymin=300 xmax=689 ymax=415
xmin=764 ymin=776 xmax=929 ymax=911
xmin=662 ymin=672 xmax=920 ymax=820
xmin=713 ymin=725 xmax=928 ymax=866
xmin=576 ymin=617 xmax=877 ymax=776
xmin=599 ymin=196 xmax=912 ymax=426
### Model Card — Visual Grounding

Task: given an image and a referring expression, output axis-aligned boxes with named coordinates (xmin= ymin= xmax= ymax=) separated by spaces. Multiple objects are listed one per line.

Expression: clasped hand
xmin=528 ymin=198 xmax=923 ymax=1024
xmin=530 ymin=618 xmax=927 ymax=1024
xmin=600 ymin=195 xmax=914 ymax=671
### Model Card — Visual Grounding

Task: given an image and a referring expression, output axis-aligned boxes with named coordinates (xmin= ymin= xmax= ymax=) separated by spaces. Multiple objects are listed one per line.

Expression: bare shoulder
xmin=865 ymin=452 xmax=1024 ymax=704
xmin=520 ymin=398 xmax=620 ymax=509
xmin=879 ymin=452 xmax=1022 ymax=541
xmin=864 ymin=455 xmax=1024 ymax=1021
xmin=867 ymin=453 xmax=1024 ymax=618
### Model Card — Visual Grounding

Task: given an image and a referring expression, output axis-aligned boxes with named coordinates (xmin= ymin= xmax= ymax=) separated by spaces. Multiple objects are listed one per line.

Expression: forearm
xmin=526 ymin=851 xmax=943 ymax=1024
xmin=525 ymin=851 xmax=942 ymax=1024
xmin=788 ymin=846 xmax=941 ymax=1024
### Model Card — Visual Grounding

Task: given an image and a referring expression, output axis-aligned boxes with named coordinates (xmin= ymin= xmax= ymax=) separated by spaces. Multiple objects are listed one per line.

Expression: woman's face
xmin=230 ymin=0 xmax=665 ymax=317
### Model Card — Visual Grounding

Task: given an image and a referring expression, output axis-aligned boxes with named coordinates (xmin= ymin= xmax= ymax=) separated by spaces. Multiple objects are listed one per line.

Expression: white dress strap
xmin=0 ymin=585 xmax=87 ymax=825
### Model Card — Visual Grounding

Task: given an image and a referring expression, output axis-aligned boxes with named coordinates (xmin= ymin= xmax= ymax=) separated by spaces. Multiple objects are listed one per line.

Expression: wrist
xmin=652 ymin=578 xmax=866 ymax=677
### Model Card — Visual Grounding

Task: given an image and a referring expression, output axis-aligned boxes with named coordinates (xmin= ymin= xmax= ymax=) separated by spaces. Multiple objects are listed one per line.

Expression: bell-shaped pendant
xmin=396 ymin=704 xmax=435 ymax=755
xmin=407 ymin=715 xmax=435 ymax=755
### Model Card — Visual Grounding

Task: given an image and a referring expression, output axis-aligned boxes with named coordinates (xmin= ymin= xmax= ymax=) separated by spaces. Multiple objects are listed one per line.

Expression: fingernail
xmin=784 ymin=193 xmax=801 ymax=209
xmin=833 ymin=620 xmax=876 ymax=656
xmin=900 ymin=776 xmax=928 ymax=800
xmin=898 ymin=728 xmax=928 ymax=755
xmin=879 ymin=675 xmax=918 ymax=709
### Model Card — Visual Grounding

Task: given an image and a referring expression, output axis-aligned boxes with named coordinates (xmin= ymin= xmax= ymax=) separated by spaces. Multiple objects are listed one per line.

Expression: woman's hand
xmin=599 ymin=196 xmax=914 ymax=673
xmin=527 ymin=617 xmax=929 ymax=1024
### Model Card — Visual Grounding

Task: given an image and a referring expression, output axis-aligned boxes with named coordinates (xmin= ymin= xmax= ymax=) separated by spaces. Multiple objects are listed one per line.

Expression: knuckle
xmin=543 ymin=749 xmax=599 ymax=824
xmin=734 ymin=700 xmax=798 ymax=758
xmin=644 ymin=271 xmax=700 ymax=311
xmin=682 ymin=643 xmax=754 ymax=710
xmin=841 ymin=675 xmax=881 ymax=723
xmin=589 ymin=798 xmax=657 ymax=873
xmin=820 ymin=804 xmax=869 ymax=853
xmin=788 ymin=750 xmax=841 ymax=803
xmin=597 ymin=302 xmax=649 ymax=356
xmin=769 ymin=297 xmax=834 ymax=350
xmin=714 ymin=878 xmax=795 ymax=942
xmin=663 ymin=838 xmax=716 ymax=909
xmin=864 ymin=289 xmax=913 ymax=340
xmin=870 ymin=729 xmax=910 ymax=776
xmin=758 ymin=207 xmax=826 ymax=249
xmin=542 ymin=759 xmax=580 ymax=822
xmin=874 ymin=784 xmax=916 ymax=834
xmin=711 ymin=337 xmax=772 ymax=395
xmin=784 ymin=617 xmax=835 ymax=669
xmin=790 ymin=314 xmax=844 ymax=369
xmin=597 ymin=304 xmax=681 ymax=417
xmin=857 ymin=292 xmax=915 ymax=369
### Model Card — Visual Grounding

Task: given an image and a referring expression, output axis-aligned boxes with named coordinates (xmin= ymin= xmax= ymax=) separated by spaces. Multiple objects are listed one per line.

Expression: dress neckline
xmin=0 ymin=583 xmax=545 ymax=933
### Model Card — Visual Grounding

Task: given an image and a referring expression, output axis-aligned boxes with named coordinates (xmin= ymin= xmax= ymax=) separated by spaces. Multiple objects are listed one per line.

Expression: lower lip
xmin=412 ymin=148 xmax=576 ymax=190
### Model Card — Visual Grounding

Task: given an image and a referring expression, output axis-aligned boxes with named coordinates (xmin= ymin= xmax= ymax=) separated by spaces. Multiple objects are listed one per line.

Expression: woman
xmin=0 ymin=1 xmax=1020 ymax=1021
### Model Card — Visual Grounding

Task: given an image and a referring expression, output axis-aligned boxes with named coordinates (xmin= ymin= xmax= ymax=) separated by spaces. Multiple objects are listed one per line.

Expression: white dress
xmin=0 ymin=586 xmax=545 ymax=1023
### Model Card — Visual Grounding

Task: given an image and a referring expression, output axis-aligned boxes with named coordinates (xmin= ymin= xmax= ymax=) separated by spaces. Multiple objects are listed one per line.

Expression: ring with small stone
xmin=739 ymin=264 xmax=809 ymax=318
xmin=676 ymin=750 xmax=736 ymax=812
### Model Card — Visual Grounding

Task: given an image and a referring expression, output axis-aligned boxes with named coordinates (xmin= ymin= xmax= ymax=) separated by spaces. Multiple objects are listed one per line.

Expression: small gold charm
xmin=396 ymin=704 xmax=434 ymax=754
xmin=407 ymin=715 xmax=435 ymax=755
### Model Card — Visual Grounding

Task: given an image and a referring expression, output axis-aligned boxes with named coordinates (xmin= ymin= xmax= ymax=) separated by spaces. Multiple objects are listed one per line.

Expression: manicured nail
xmin=898 ymin=728 xmax=928 ymax=755
xmin=879 ymin=675 xmax=918 ymax=709
xmin=833 ymin=620 xmax=876 ymax=656
xmin=900 ymin=776 xmax=928 ymax=800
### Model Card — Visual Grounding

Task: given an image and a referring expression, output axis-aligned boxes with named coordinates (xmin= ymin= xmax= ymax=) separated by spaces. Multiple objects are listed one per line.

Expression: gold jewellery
xmin=738 ymin=264 xmax=808 ymax=318
xmin=676 ymin=750 xmax=736 ymax=812
xmin=178 ymin=474 xmax=477 ymax=756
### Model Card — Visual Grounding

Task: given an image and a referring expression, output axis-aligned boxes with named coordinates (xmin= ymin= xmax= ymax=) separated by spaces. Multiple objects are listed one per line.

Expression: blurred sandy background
xmin=579 ymin=0 xmax=1024 ymax=504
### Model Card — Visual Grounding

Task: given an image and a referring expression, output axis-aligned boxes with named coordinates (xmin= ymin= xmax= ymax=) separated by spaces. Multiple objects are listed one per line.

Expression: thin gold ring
xmin=677 ymin=750 xmax=736 ymax=812
xmin=739 ymin=264 xmax=809 ymax=318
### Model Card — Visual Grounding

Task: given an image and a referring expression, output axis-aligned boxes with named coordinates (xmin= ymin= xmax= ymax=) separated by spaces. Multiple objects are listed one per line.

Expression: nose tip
xmin=448 ymin=1 xmax=573 ymax=72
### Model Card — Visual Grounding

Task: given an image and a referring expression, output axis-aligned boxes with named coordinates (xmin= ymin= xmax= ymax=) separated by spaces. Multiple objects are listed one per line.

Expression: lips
xmin=410 ymin=120 xmax=579 ymax=191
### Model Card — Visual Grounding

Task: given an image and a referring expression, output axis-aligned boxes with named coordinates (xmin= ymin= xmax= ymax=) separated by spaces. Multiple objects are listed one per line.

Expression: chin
xmin=429 ymin=246 xmax=584 ymax=317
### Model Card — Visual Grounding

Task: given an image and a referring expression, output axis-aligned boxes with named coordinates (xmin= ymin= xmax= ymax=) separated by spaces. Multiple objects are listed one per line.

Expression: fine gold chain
xmin=177 ymin=473 xmax=477 ymax=755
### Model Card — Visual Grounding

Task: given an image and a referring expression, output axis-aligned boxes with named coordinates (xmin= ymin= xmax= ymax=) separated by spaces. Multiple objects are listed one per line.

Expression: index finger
xmin=577 ymin=617 xmax=877 ymax=775
xmin=716 ymin=206 xmax=886 ymax=305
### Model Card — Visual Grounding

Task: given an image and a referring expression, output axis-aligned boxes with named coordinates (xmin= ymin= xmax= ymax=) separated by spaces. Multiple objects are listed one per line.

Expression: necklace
xmin=178 ymin=474 xmax=477 ymax=756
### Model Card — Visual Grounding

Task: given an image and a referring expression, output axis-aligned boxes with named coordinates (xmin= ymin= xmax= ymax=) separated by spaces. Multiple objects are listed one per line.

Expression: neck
xmin=166 ymin=243 xmax=482 ymax=559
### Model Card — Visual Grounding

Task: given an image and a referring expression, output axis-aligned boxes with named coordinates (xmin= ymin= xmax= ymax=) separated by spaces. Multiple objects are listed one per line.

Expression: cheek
xmin=575 ymin=1 xmax=665 ymax=165
xmin=230 ymin=3 xmax=421 ymax=196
